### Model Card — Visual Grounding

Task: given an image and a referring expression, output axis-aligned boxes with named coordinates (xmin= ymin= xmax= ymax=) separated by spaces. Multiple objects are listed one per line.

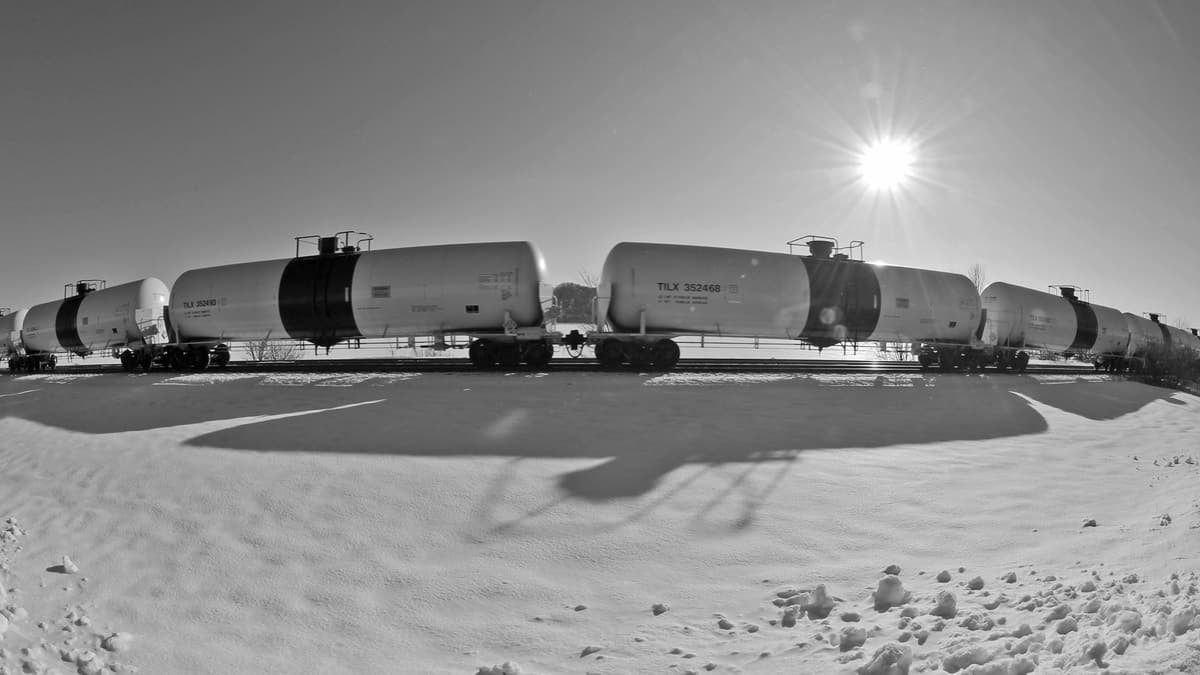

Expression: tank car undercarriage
xmin=468 ymin=337 xmax=556 ymax=368
xmin=7 ymin=353 xmax=58 ymax=373
xmin=113 ymin=344 xmax=232 ymax=373
xmin=589 ymin=335 xmax=682 ymax=370
xmin=915 ymin=345 xmax=1030 ymax=373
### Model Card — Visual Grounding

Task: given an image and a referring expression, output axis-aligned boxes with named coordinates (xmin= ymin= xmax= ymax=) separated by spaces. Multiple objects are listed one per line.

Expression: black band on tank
xmin=163 ymin=306 xmax=178 ymax=343
xmin=1158 ymin=323 xmax=1172 ymax=348
xmin=799 ymin=258 xmax=882 ymax=346
xmin=55 ymin=295 xmax=86 ymax=354
xmin=1067 ymin=301 xmax=1098 ymax=351
xmin=278 ymin=253 xmax=363 ymax=347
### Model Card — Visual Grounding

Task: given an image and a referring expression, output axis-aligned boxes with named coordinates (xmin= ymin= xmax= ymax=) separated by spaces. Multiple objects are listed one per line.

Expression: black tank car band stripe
xmin=55 ymin=295 xmax=86 ymax=353
xmin=1158 ymin=323 xmax=1172 ymax=348
xmin=1067 ymin=302 xmax=1098 ymax=351
xmin=798 ymin=257 xmax=882 ymax=343
xmin=278 ymin=253 xmax=362 ymax=347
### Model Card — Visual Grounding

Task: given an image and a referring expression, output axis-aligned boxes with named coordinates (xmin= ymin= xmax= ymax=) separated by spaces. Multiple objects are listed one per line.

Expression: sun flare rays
xmin=857 ymin=138 xmax=916 ymax=192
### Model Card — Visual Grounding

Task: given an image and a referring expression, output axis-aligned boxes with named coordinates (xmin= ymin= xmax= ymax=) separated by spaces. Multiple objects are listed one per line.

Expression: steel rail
xmin=11 ymin=357 xmax=1102 ymax=376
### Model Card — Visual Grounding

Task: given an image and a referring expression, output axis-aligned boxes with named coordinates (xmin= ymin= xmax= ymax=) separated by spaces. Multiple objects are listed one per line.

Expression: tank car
xmin=979 ymin=283 xmax=1130 ymax=372
xmin=1121 ymin=312 xmax=1166 ymax=370
xmin=592 ymin=237 xmax=983 ymax=370
xmin=166 ymin=232 xmax=557 ymax=369
xmin=1177 ymin=327 xmax=1200 ymax=355
xmin=0 ymin=308 xmax=27 ymax=359
xmin=11 ymin=279 xmax=170 ymax=373
xmin=1123 ymin=313 xmax=1200 ymax=369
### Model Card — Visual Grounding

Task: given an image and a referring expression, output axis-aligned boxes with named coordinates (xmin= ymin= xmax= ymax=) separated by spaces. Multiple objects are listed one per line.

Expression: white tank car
xmin=15 ymin=279 xmax=169 ymax=371
xmin=980 ymin=283 xmax=1129 ymax=358
xmin=596 ymin=240 xmax=981 ymax=368
xmin=1172 ymin=326 xmax=1200 ymax=355
xmin=0 ymin=309 xmax=27 ymax=356
xmin=1138 ymin=314 xmax=1200 ymax=356
xmin=1163 ymin=324 xmax=1200 ymax=355
xmin=1123 ymin=313 xmax=1165 ymax=360
xmin=168 ymin=237 xmax=552 ymax=368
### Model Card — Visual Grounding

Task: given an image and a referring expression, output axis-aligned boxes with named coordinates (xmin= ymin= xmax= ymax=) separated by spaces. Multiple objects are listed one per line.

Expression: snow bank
xmin=0 ymin=371 xmax=1196 ymax=672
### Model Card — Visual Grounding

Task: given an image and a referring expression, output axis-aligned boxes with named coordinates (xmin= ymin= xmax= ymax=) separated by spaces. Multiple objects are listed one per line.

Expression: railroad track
xmin=19 ymin=357 xmax=1102 ymax=376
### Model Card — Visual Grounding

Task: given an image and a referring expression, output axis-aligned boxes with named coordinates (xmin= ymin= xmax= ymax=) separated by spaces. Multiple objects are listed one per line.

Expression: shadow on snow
xmin=1 ymin=372 xmax=1181 ymax=500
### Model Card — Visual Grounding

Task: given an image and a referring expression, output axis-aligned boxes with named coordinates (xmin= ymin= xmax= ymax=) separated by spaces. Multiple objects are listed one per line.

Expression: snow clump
xmin=873 ymin=576 xmax=911 ymax=612
xmin=799 ymin=583 xmax=837 ymax=619
xmin=857 ymin=642 xmax=912 ymax=675
xmin=931 ymin=590 xmax=958 ymax=619
xmin=476 ymin=663 xmax=523 ymax=675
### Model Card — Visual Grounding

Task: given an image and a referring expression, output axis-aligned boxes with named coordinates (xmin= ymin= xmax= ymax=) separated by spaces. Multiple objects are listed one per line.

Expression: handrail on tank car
xmin=1048 ymin=284 xmax=1090 ymax=303
xmin=63 ymin=280 xmax=106 ymax=298
xmin=294 ymin=230 xmax=374 ymax=258
xmin=786 ymin=235 xmax=865 ymax=261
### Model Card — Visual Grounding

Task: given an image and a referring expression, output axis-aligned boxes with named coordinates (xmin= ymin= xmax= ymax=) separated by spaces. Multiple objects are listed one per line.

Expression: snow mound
xmin=12 ymin=374 xmax=102 ymax=383
xmin=749 ymin=567 xmax=1200 ymax=674
xmin=643 ymin=372 xmax=799 ymax=386
xmin=476 ymin=662 xmax=522 ymax=675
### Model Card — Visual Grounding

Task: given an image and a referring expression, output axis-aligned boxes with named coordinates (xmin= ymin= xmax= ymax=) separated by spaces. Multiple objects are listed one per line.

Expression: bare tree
xmin=243 ymin=338 xmax=302 ymax=361
xmin=967 ymin=263 xmax=987 ymax=293
xmin=577 ymin=267 xmax=598 ymax=288
xmin=572 ymin=268 xmax=599 ymax=330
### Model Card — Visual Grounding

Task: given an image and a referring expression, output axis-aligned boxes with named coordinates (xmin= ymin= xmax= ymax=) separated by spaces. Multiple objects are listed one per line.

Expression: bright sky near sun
xmin=2 ymin=1 xmax=1199 ymax=326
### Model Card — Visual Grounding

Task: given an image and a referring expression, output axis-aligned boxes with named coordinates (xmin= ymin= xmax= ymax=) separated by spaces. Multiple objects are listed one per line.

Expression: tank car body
xmin=11 ymin=279 xmax=169 ymax=372
xmin=594 ymin=239 xmax=982 ymax=369
xmin=1122 ymin=313 xmax=1165 ymax=362
xmin=1161 ymin=324 xmax=1200 ymax=357
xmin=168 ymin=236 xmax=554 ymax=368
xmin=1125 ymin=314 xmax=1200 ymax=361
xmin=0 ymin=309 xmax=28 ymax=357
xmin=1171 ymin=326 xmax=1200 ymax=356
xmin=979 ymin=283 xmax=1130 ymax=370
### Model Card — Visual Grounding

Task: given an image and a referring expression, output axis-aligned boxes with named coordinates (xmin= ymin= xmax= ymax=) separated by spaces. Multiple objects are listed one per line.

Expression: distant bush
xmin=243 ymin=339 xmax=303 ymax=361
xmin=1135 ymin=344 xmax=1200 ymax=388
xmin=552 ymin=282 xmax=597 ymax=323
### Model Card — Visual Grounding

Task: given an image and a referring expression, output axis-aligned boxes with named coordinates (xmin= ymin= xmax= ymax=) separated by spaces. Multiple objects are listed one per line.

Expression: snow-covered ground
xmin=0 ymin=371 xmax=1197 ymax=673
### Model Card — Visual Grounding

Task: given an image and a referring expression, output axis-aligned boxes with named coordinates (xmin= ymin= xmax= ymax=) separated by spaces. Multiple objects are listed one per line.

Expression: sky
xmin=3 ymin=1 xmax=1199 ymax=326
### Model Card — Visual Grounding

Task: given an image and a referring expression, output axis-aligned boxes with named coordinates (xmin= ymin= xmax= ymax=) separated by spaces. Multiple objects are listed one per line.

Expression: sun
xmin=858 ymin=138 xmax=915 ymax=191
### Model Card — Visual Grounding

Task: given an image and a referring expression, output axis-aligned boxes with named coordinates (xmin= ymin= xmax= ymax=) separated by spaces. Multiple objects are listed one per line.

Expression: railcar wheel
xmin=120 ymin=350 xmax=137 ymax=372
xmin=468 ymin=339 xmax=495 ymax=368
xmin=595 ymin=339 xmax=625 ymax=368
xmin=938 ymin=348 xmax=957 ymax=371
xmin=189 ymin=348 xmax=210 ymax=370
xmin=167 ymin=349 xmax=186 ymax=371
xmin=628 ymin=344 xmax=654 ymax=369
xmin=917 ymin=353 xmax=933 ymax=371
xmin=1014 ymin=351 xmax=1029 ymax=373
xmin=47 ymin=355 xmax=57 ymax=371
xmin=496 ymin=344 xmax=521 ymax=367
xmin=521 ymin=341 xmax=554 ymax=368
xmin=650 ymin=339 xmax=681 ymax=370
xmin=213 ymin=345 xmax=231 ymax=368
